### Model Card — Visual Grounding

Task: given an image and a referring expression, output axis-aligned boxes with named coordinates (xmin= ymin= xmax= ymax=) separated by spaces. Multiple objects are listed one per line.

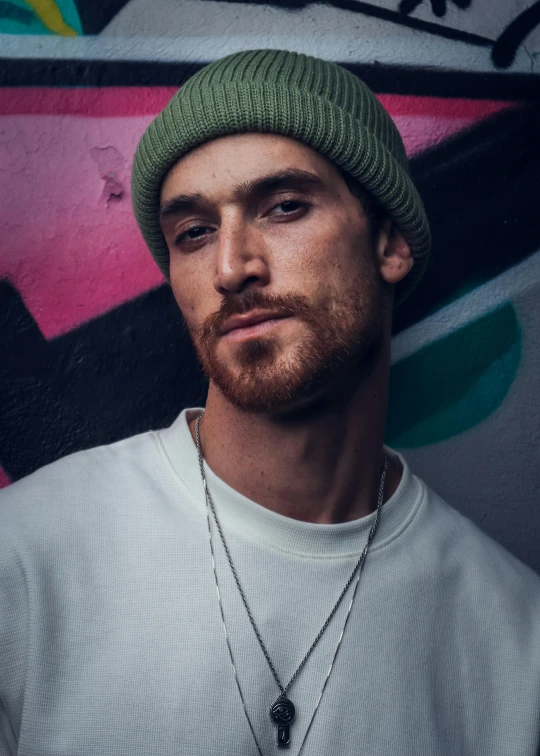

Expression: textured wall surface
xmin=1 ymin=0 xmax=539 ymax=572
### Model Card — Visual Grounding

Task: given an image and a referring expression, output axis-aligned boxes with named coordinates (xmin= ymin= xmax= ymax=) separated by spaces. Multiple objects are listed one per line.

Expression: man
xmin=1 ymin=49 xmax=539 ymax=756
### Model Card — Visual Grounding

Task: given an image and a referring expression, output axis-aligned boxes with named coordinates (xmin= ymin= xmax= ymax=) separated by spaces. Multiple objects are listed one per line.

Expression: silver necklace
xmin=195 ymin=411 xmax=388 ymax=754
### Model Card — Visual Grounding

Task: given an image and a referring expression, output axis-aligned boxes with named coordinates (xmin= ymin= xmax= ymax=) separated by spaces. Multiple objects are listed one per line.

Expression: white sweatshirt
xmin=1 ymin=407 xmax=539 ymax=756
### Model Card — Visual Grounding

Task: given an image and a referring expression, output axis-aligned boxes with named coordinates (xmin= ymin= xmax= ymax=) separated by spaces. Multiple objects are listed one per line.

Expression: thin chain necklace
xmin=195 ymin=411 xmax=388 ymax=754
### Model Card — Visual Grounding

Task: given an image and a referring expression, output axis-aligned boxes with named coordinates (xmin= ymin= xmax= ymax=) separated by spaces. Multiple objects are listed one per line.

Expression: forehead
xmin=160 ymin=132 xmax=339 ymax=202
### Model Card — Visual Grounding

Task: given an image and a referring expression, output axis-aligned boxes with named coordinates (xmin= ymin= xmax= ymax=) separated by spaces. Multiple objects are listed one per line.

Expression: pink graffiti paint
xmin=0 ymin=110 xmax=164 ymax=338
xmin=0 ymin=87 xmax=179 ymax=117
xmin=0 ymin=466 xmax=11 ymax=489
xmin=378 ymin=95 xmax=515 ymax=156
xmin=0 ymin=88 xmax=516 ymax=339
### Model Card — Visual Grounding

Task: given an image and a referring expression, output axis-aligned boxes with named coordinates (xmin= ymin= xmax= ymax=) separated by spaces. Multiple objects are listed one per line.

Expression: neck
xmin=188 ymin=338 xmax=402 ymax=525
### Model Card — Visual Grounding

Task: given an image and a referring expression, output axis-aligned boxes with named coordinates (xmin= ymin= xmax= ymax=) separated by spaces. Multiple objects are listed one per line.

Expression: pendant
xmin=270 ymin=694 xmax=296 ymax=748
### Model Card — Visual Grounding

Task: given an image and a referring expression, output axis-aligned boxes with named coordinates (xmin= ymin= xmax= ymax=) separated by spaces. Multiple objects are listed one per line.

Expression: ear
xmin=376 ymin=218 xmax=414 ymax=286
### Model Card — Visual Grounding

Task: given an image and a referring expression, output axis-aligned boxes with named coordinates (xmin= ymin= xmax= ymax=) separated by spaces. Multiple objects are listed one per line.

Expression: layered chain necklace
xmin=195 ymin=411 xmax=388 ymax=754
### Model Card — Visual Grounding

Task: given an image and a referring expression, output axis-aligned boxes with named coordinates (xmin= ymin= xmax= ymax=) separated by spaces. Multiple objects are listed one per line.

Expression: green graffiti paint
xmin=0 ymin=0 xmax=81 ymax=35
xmin=385 ymin=304 xmax=521 ymax=448
xmin=0 ymin=1 xmax=33 ymax=26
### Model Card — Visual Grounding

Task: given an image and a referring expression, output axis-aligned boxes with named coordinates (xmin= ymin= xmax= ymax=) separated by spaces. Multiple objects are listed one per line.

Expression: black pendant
xmin=270 ymin=694 xmax=296 ymax=748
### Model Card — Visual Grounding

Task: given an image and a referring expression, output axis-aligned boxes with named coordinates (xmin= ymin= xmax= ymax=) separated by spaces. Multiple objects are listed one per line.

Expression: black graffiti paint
xmin=196 ymin=0 xmax=539 ymax=70
xmin=403 ymin=103 xmax=540 ymax=331
xmin=492 ymin=0 xmax=540 ymax=68
xmin=195 ymin=0 xmax=491 ymax=47
xmin=0 ymin=283 xmax=208 ymax=482
xmin=399 ymin=0 xmax=472 ymax=18
xmin=72 ymin=0 xmax=131 ymax=34
xmin=399 ymin=0 xmax=540 ymax=68
xmin=1 ymin=58 xmax=539 ymax=99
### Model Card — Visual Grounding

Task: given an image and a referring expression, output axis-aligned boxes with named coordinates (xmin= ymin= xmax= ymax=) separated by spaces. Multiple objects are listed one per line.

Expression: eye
xmin=174 ymin=225 xmax=211 ymax=246
xmin=270 ymin=200 xmax=305 ymax=215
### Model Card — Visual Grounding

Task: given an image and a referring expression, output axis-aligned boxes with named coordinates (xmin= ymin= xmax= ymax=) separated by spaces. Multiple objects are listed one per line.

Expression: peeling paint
xmin=102 ymin=173 xmax=123 ymax=205
xmin=90 ymin=145 xmax=125 ymax=206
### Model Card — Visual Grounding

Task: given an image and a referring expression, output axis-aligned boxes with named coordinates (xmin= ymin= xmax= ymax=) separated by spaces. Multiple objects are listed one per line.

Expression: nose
xmin=213 ymin=209 xmax=270 ymax=295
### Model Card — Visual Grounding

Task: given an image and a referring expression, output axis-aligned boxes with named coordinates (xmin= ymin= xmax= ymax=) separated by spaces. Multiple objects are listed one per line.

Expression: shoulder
xmin=0 ymin=428 xmax=167 ymax=543
xmin=420 ymin=481 xmax=540 ymax=624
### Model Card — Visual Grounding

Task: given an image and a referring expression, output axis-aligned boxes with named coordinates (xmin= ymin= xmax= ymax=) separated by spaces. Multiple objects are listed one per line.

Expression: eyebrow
xmin=159 ymin=168 xmax=327 ymax=222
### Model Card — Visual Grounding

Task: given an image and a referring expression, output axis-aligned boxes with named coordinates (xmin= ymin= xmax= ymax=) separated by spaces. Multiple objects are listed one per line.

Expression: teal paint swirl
xmin=386 ymin=304 xmax=521 ymax=448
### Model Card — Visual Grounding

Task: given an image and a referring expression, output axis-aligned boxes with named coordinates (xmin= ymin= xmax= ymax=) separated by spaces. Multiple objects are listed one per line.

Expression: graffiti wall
xmin=1 ymin=0 xmax=539 ymax=572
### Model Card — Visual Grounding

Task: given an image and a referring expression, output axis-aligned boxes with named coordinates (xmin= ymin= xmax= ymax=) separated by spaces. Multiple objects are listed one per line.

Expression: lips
xmin=219 ymin=311 xmax=290 ymax=336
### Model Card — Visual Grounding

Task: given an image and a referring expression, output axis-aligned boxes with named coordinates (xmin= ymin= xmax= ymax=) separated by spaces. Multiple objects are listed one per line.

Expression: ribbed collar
xmin=157 ymin=407 xmax=425 ymax=559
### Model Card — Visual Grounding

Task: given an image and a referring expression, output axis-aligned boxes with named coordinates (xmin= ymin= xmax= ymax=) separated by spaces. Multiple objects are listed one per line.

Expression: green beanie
xmin=131 ymin=49 xmax=430 ymax=307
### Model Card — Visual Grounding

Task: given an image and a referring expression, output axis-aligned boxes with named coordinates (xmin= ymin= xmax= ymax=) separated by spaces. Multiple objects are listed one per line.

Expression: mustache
xmin=200 ymin=290 xmax=312 ymax=341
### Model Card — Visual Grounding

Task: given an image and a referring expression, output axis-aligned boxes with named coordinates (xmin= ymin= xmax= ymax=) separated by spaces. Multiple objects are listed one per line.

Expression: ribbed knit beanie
xmin=132 ymin=49 xmax=430 ymax=307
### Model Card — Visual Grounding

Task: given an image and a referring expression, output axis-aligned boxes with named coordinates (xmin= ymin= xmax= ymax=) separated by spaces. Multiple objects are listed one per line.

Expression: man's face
xmin=159 ymin=133 xmax=387 ymax=415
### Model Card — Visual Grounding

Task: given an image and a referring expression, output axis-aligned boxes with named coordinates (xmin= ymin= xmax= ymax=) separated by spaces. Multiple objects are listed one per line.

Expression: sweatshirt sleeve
xmin=0 ymin=529 xmax=28 ymax=755
xmin=0 ymin=702 xmax=17 ymax=756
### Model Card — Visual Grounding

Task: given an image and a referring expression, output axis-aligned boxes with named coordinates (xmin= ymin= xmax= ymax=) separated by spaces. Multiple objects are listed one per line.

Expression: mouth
xmin=220 ymin=313 xmax=293 ymax=341
xmin=219 ymin=311 xmax=291 ymax=337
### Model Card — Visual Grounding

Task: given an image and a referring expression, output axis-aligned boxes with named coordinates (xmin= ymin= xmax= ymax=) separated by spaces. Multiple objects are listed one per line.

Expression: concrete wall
xmin=1 ymin=0 xmax=539 ymax=572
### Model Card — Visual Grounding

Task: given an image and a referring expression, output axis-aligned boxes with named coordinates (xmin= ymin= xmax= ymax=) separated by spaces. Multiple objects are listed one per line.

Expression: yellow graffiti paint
xmin=23 ymin=0 xmax=78 ymax=36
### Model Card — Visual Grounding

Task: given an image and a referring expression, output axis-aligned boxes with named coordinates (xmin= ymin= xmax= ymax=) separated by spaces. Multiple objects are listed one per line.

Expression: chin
xmin=207 ymin=338 xmax=378 ymax=417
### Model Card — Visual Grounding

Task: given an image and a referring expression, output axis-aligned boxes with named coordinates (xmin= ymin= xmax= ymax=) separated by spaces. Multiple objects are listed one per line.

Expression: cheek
xmin=289 ymin=226 xmax=362 ymax=296
xmin=170 ymin=259 xmax=219 ymax=336
xmin=169 ymin=264 xmax=198 ymax=325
